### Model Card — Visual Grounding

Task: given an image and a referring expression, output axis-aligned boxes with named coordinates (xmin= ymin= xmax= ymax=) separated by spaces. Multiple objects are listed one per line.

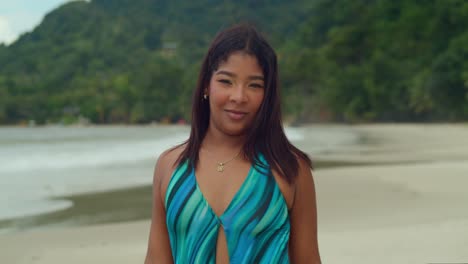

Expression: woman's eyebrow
xmin=215 ymin=70 xmax=264 ymax=81
xmin=215 ymin=70 xmax=235 ymax=77
xmin=248 ymin=75 xmax=264 ymax=81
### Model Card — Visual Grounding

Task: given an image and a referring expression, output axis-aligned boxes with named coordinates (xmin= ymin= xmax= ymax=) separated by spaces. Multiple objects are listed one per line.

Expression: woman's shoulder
xmin=269 ymin=148 xmax=312 ymax=182
xmin=153 ymin=143 xmax=187 ymax=198
xmin=157 ymin=143 xmax=187 ymax=172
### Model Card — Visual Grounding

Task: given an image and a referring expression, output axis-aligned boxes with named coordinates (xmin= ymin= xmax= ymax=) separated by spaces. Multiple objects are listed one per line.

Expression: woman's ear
xmin=203 ymin=88 xmax=209 ymax=100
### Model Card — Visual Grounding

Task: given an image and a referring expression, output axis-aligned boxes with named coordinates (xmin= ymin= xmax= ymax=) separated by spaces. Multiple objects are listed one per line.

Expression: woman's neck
xmin=202 ymin=125 xmax=246 ymax=154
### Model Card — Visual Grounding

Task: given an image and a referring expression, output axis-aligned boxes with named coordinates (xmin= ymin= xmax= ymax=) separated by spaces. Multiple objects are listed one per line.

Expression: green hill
xmin=294 ymin=0 xmax=468 ymax=121
xmin=0 ymin=0 xmax=311 ymax=124
xmin=1 ymin=0 xmax=468 ymax=124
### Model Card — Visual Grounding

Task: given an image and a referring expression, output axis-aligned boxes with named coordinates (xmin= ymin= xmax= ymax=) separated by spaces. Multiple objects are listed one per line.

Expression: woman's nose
xmin=230 ymin=85 xmax=248 ymax=103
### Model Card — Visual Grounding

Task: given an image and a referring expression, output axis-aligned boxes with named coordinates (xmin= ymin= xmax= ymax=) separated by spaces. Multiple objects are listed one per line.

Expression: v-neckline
xmin=193 ymin=165 xmax=254 ymax=219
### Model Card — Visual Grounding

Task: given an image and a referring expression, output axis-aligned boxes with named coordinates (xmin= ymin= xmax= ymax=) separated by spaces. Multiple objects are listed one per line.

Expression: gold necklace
xmin=202 ymin=148 xmax=242 ymax=172
xmin=216 ymin=150 xmax=241 ymax=172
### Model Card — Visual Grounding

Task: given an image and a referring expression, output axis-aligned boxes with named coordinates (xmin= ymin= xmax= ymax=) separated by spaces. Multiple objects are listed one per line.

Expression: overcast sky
xmin=0 ymin=0 xmax=79 ymax=44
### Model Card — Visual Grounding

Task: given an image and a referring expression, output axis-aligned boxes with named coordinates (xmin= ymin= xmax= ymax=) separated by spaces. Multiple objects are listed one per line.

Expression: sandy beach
xmin=1 ymin=124 xmax=468 ymax=263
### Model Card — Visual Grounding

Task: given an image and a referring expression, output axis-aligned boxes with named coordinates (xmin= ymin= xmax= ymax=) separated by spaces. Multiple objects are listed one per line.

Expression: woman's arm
xmin=288 ymin=157 xmax=321 ymax=263
xmin=144 ymin=153 xmax=174 ymax=264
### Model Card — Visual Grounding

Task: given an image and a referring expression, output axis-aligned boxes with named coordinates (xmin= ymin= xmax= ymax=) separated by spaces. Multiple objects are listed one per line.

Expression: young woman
xmin=145 ymin=24 xmax=321 ymax=263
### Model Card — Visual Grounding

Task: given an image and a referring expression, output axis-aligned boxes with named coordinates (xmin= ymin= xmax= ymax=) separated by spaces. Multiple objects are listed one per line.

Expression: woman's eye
xmin=250 ymin=83 xmax=264 ymax=89
xmin=218 ymin=79 xmax=232 ymax=85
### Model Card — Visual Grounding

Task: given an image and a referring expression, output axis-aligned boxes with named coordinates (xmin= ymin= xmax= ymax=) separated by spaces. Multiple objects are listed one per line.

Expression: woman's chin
xmin=221 ymin=124 xmax=249 ymax=137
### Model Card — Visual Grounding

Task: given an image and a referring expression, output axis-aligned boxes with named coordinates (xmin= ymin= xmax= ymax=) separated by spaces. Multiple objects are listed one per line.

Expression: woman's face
xmin=206 ymin=51 xmax=265 ymax=136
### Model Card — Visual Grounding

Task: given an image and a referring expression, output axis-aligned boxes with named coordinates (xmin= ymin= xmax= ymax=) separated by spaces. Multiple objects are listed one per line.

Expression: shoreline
xmin=0 ymin=159 xmax=389 ymax=233
xmin=2 ymin=123 xmax=468 ymax=233
xmin=0 ymin=185 xmax=153 ymax=233
xmin=1 ymin=123 xmax=468 ymax=263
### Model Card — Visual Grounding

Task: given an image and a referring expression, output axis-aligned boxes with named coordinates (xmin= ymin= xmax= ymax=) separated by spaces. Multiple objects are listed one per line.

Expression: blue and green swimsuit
xmin=165 ymin=154 xmax=291 ymax=263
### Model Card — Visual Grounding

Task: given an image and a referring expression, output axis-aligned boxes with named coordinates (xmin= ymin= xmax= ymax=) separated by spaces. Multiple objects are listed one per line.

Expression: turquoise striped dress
xmin=164 ymin=154 xmax=291 ymax=263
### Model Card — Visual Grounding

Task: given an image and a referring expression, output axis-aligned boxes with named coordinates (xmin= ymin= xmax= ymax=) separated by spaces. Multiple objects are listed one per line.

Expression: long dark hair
xmin=175 ymin=23 xmax=312 ymax=184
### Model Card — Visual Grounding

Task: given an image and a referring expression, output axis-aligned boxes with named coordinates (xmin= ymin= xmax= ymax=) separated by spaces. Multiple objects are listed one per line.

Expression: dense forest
xmin=0 ymin=0 xmax=467 ymax=125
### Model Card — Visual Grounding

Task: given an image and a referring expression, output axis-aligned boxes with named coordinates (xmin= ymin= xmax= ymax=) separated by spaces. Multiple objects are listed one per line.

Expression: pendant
xmin=217 ymin=163 xmax=224 ymax=172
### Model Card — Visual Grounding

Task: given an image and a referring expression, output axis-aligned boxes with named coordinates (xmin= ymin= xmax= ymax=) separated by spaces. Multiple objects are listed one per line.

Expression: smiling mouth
xmin=225 ymin=110 xmax=248 ymax=120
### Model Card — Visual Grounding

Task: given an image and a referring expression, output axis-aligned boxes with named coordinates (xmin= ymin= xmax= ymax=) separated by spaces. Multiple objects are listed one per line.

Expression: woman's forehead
xmin=215 ymin=51 xmax=263 ymax=76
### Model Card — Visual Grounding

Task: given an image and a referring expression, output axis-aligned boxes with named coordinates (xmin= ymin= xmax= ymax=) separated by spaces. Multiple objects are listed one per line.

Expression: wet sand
xmin=1 ymin=124 xmax=467 ymax=263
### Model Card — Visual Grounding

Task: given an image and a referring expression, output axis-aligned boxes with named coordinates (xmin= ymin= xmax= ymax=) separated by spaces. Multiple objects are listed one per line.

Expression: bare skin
xmin=144 ymin=52 xmax=321 ymax=263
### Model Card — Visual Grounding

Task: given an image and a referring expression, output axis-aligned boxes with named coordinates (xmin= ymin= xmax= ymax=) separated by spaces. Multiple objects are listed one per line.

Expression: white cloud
xmin=0 ymin=16 xmax=17 ymax=44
